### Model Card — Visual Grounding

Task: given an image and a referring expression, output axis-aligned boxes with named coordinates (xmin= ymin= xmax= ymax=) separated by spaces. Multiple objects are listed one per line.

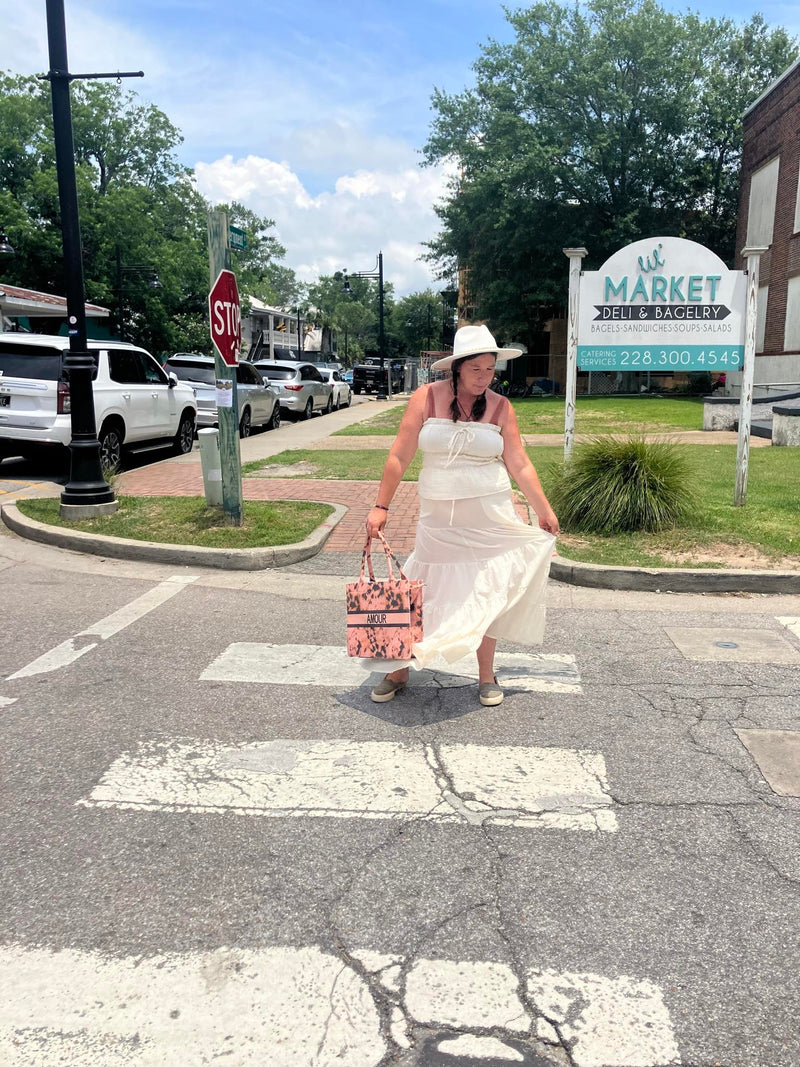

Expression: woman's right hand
xmin=366 ymin=506 xmax=389 ymax=539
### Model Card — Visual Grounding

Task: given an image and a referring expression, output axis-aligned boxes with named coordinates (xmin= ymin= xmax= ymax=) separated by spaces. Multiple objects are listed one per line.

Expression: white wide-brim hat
xmin=431 ymin=324 xmax=524 ymax=372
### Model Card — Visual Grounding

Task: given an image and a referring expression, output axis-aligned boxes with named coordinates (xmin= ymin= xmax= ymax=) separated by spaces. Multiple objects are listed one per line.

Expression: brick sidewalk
xmin=116 ymin=461 xmax=421 ymax=554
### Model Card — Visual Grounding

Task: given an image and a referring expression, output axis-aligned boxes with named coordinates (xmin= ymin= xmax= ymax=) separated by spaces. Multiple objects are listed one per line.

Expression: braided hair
xmin=449 ymin=355 xmax=489 ymax=422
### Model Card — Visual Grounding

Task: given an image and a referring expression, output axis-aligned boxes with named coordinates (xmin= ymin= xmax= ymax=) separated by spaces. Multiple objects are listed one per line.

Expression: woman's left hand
xmin=537 ymin=508 xmax=559 ymax=535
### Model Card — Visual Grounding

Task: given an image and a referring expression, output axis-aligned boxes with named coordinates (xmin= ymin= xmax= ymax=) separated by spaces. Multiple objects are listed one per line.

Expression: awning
xmin=0 ymin=282 xmax=109 ymax=325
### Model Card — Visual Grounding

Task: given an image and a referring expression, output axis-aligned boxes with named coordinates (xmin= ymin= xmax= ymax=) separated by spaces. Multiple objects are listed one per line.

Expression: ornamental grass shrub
xmin=548 ymin=436 xmax=694 ymax=534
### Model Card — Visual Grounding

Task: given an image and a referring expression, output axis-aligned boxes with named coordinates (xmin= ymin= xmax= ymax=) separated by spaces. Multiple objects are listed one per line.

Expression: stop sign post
xmin=208 ymin=266 xmax=243 ymax=523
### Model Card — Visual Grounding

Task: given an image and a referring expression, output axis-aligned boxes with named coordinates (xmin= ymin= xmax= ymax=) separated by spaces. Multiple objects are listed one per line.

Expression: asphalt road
xmin=0 ymin=515 xmax=799 ymax=1065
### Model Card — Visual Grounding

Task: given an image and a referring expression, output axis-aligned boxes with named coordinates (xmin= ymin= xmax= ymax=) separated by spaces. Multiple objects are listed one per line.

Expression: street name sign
xmin=208 ymin=269 xmax=241 ymax=367
xmin=229 ymin=225 xmax=247 ymax=251
xmin=577 ymin=237 xmax=746 ymax=372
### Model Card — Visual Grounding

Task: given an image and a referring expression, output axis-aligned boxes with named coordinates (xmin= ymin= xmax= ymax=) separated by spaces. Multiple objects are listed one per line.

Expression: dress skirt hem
xmin=359 ymin=490 xmax=555 ymax=673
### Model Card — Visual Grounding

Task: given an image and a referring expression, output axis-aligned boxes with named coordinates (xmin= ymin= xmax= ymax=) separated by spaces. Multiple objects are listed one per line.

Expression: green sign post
xmin=207 ymin=209 xmax=243 ymax=525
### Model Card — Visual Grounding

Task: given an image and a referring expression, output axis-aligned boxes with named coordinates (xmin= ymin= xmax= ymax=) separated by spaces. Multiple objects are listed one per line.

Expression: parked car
xmin=163 ymin=354 xmax=280 ymax=436
xmin=352 ymin=358 xmax=404 ymax=395
xmin=251 ymin=360 xmax=333 ymax=419
xmin=319 ymin=368 xmax=352 ymax=409
xmin=342 ymin=369 xmax=354 ymax=385
xmin=0 ymin=334 xmax=196 ymax=470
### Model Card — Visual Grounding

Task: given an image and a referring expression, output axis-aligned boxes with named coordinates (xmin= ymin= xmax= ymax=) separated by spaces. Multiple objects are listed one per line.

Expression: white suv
xmin=0 ymin=334 xmax=197 ymax=469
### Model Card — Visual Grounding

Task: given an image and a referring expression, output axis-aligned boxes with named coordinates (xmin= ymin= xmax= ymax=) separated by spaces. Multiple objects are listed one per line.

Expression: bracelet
xmin=373 ymin=504 xmax=389 ymax=512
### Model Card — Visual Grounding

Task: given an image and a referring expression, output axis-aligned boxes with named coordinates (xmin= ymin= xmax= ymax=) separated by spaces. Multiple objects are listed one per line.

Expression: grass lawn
xmin=16 ymin=496 xmax=334 ymax=549
xmin=243 ymin=444 xmax=800 ymax=568
xmin=242 ymin=449 xmax=423 ymax=481
xmin=335 ymin=395 xmax=705 ymax=437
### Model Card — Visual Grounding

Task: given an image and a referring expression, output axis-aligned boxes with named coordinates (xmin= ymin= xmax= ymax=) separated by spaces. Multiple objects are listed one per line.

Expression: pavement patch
xmin=777 ymin=616 xmax=800 ymax=641
xmin=735 ymin=729 xmax=800 ymax=797
xmin=200 ymin=642 xmax=582 ymax=693
xmin=0 ymin=943 xmax=680 ymax=1067
xmin=663 ymin=626 xmax=800 ymax=664
xmin=77 ymin=737 xmax=617 ymax=832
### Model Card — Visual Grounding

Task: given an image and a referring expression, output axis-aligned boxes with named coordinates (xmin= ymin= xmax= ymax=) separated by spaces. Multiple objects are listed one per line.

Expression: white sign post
xmin=563 ymin=247 xmax=588 ymax=459
xmin=734 ymin=246 xmax=767 ymax=507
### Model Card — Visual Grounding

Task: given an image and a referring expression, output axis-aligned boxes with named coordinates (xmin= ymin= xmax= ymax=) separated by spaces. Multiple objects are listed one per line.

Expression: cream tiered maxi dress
xmin=371 ymin=394 xmax=556 ymax=672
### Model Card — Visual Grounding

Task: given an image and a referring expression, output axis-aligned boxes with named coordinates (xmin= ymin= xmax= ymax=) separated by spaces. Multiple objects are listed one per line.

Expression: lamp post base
xmin=60 ymin=499 xmax=119 ymax=521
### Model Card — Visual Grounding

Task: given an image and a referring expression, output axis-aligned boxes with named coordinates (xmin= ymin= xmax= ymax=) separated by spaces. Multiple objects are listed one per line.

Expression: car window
xmin=139 ymin=352 xmax=169 ymax=385
xmin=167 ymin=361 xmax=216 ymax=386
xmin=0 ymin=345 xmax=66 ymax=381
xmin=108 ymin=349 xmax=145 ymax=384
xmin=236 ymin=363 xmax=259 ymax=385
xmin=332 ymin=371 xmax=341 ymax=382
xmin=256 ymin=365 xmax=296 ymax=381
xmin=303 ymin=365 xmax=323 ymax=382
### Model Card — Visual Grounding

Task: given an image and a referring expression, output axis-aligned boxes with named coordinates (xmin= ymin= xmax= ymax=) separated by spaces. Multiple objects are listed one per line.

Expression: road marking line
xmin=0 ymin=696 xmax=17 ymax=707
xmin=6 ymin=576 xmax=198 ymax=680
xmin=77 ymin=737 xmax=617 ymax=832
xmin=201 ymin=643 xmax=582 ymax=693
xmin=0 ymin=943 xmax=680 ymax=1067
xmin=777 ymin=616 xmax=800 ymax=640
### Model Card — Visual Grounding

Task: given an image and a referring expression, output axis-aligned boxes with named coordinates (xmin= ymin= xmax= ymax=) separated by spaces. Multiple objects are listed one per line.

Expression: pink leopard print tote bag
xmin=346 ymin=532 xmax=423 ymax=660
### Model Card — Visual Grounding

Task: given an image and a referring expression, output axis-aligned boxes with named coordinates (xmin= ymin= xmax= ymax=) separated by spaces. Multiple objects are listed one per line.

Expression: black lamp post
xmin=115 ymin=245 xmax=162 ymax=342
xmin=342 ymin=251 xmax=387 ymax=399
xmin=43 ymin=0 xmax=143 ymax=515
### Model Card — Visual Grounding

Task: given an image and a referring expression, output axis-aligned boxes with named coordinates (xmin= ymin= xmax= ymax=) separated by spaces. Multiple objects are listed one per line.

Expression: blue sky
xmin=3 ymin=0 xmax=799 ymax=294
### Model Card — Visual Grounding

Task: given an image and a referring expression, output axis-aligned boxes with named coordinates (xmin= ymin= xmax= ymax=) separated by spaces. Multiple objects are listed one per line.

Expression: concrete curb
xmin=1 ymin=500 xmax=348 ymax=571
xmin=550 ymin=552 xmax=800 ymax=593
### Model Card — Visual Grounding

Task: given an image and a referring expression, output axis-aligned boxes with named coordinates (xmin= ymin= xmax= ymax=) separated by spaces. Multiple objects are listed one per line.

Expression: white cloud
xmin=194 ymin=154 xmax=453 ymax=295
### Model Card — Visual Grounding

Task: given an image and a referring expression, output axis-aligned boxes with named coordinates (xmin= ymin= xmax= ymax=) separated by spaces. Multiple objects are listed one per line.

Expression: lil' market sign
xmin=577 ymin=237 xmax=746 ymax=372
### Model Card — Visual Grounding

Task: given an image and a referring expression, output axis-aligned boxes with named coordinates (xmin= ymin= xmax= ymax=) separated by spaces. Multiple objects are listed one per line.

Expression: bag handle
xmin=360 ymin=530 xmax=409 ymax=583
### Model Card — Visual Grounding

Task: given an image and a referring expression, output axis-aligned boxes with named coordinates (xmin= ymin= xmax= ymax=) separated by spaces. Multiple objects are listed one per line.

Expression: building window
xmin=785 ymin=276 xmax=800 ymax=351
xmin=756 ymin=285 xmax=769 ymax=353
xmin=794 ymin=162 xmax=800 ymax=234
xmin=747 ymin=156 xmax=780 ymax=248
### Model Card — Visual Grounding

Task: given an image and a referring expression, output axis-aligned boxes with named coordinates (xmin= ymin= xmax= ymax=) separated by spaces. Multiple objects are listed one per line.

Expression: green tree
xmin=391 ymin=290 xmax=443 ymax=355
xmin=424 ymin=0 xmax=797 ymax=343
xmin=0 ymin=75 xmax=294 ymax=358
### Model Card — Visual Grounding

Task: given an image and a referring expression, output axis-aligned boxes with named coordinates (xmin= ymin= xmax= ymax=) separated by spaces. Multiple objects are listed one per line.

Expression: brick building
xmin=735 ymin=55 xmax=800 ymax=392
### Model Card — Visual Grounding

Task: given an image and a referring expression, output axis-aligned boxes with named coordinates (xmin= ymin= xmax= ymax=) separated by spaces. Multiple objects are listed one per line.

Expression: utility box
xmin=198 ymin=428 xmax=223 ymax=507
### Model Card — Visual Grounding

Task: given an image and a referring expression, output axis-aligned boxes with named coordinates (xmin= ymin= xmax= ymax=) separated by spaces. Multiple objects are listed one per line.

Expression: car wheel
xmin=333 ymin=392 xmax=340 ymax=411
xmin=99 ymin=421 xmax=124 ymax=474
xmin=239 ymin=408 xmax=251 ymax=438
xmin=324 ymin=394 xmax=333 ymax=414
xmin=302 ymin=398 xmax=314 ymax=420
xmin=344 ymin=390 xmax=351 ymax=408
xmin=172 ymin=411 xmax=195 ymax=455
xmin=353 ymin=387 xmax=361 ymax=395
xmin=269 ymin=402 xmax=281 ymax=430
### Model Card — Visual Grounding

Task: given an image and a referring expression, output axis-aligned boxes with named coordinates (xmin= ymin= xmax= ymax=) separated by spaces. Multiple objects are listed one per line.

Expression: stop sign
xmin=208 ymin=269 xmax=241 ymax=366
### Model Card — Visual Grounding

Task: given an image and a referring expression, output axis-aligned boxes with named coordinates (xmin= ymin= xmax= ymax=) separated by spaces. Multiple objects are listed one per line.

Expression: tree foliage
xmin=0 ymin=74 xmax=298 ymax=357
xmin=423 ymin=0 xmax=797 ymax=344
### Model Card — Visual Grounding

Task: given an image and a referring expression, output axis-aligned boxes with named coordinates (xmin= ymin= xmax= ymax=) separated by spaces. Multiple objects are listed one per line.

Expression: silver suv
xmin=252 ymin=360 xmax=333 ymax=420
xmin=164 ymin=354 xmax=281 ymax=436
xmin=0 ymin=334 xmax=197 ymax=469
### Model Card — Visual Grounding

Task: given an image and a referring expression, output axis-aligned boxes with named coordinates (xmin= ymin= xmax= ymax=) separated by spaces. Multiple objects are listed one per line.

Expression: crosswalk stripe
xmin=0 ymin=943 xmax=681 ymax=1067
xmin=200 ymin=643 xmax=582 ymax=693
xmin=6 ymin=576 xmax=198 ymax=680
xmin=77 ymin=737 xmax=617 ymax=832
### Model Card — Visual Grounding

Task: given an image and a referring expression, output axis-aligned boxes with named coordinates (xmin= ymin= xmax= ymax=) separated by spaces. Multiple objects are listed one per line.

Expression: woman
xmin=365 ymin=323 xmax=559 ymax=706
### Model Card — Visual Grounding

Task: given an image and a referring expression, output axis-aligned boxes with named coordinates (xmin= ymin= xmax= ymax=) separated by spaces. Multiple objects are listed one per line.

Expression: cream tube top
xmin=417 ymin=418 xmax=511 ymax=500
